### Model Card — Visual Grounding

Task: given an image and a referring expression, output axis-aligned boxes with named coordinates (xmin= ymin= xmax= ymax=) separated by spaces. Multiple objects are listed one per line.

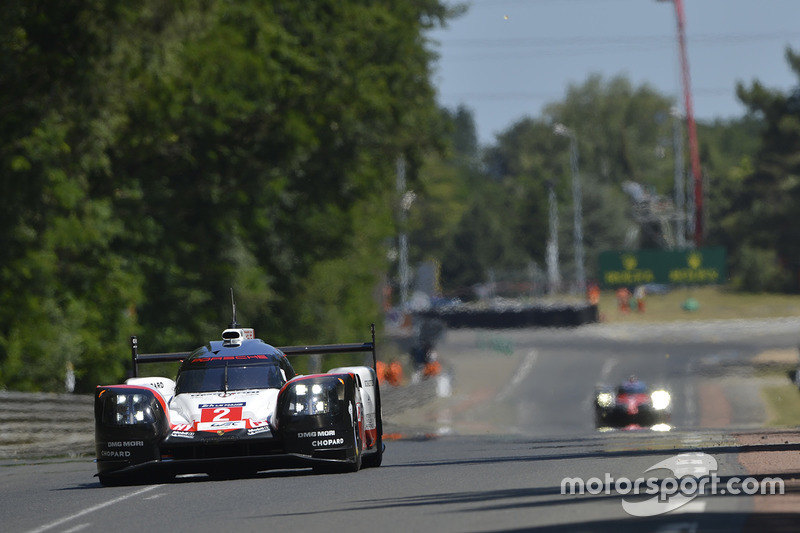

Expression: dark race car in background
xmin=593 ymin=376 xmax=671 ymax=431
xmin=94 ymin=321 xmax=383 ymax=485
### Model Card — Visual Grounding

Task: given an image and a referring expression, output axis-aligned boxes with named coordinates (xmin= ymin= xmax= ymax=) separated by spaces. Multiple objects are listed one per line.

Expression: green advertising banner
xmin=598 ymin=247 xmax=727 ymax=288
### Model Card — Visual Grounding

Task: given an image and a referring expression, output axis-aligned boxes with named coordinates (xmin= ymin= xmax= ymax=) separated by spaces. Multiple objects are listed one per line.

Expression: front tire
xmin=346 ymin=416 xmax=362 ymax=472
xmin=312 ymin=417 xmax=362 ymax=474
xmin=362 ymin=433 xmax=383 ymax=468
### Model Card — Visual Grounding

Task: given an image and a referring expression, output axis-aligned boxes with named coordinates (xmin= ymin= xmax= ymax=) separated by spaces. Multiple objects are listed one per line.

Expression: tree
xmin=543 ymin=75 xmax=676 ymax=191
xmin=0 ymin=0 xmax=460 ymax=391
xmin=728 ymin=47 xmax=800 ymax=291
xmin=465 ymin=76 xmax=666 ymax=291
xmin=0 ymin=1 xmax=140 ymax=391
xmin=697 ymin=115 xmax=763 ymax=259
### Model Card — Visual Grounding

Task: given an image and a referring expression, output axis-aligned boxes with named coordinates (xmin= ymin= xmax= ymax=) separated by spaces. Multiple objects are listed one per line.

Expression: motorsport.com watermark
xmin=560 ymin=453 xmax=784 ymax=517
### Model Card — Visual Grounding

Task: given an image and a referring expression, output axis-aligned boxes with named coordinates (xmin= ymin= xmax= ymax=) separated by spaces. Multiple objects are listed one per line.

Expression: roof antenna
xmin=229 ymin=288 xmax=239 ymax=328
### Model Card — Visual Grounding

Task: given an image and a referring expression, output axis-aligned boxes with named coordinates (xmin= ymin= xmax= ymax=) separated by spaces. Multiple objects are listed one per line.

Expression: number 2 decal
xmin=200 ymin=405 xmax=243 ymax=422
xmin=212 ymin=408 xmax=231 ymax=422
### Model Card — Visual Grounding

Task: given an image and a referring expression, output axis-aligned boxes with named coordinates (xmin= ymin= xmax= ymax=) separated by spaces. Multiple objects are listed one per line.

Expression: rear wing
xmin=130 ymin=324 xmax=377 ymax=378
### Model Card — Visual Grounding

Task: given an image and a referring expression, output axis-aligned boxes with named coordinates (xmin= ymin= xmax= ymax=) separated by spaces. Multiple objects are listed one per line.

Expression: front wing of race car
xmin=95 ymin=333 xmax=382 ymax=484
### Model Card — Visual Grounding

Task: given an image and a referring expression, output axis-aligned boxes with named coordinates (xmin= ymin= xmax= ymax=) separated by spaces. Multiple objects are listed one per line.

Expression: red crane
xmin=659 ymin=0 xmax=703 ymax=246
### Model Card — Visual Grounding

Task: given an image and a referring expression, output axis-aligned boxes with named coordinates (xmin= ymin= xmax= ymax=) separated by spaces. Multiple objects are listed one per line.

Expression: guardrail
xmin=0 ymin=391 xmax=94 ymax=460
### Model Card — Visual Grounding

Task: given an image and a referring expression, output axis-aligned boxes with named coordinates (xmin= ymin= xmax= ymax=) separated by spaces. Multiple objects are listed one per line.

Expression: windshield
xmin=175 ymin=363 xmax=285 ymax=394
xmin=618 ymin=381 xmax=648 ymax=395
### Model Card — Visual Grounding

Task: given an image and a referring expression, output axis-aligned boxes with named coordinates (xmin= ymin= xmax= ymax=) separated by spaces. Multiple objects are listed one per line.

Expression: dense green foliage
xmin=2 ymin=1 xmax=798 ymax=392
xmin=726 ymin=49 xmax=800 ymax=291
xmin=0 ymin=0 xmax=457 ymax=392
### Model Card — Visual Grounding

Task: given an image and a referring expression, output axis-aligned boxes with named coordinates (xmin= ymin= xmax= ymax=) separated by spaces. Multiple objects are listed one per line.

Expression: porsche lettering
xmin=192 ymin=355 xmax=270 ymax=363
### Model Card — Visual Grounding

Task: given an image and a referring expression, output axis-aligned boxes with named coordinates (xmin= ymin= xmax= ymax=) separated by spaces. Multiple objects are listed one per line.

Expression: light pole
xmin=396 ymin=157 xmax=412 ymax=308
xmin=553 ymin=123 xmax=586 ymax=293
xmin=671 ymin=106 xmax=687 ymax=249
xmin=657 ymin=0 xmax=703 ymax=246
xmin=545 ymin=180 xmax=560 ymax=295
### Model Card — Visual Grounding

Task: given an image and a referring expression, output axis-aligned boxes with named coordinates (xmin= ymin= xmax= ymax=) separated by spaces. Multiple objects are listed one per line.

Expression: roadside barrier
xmin=415 ymin=302 xmax=598 ymax=329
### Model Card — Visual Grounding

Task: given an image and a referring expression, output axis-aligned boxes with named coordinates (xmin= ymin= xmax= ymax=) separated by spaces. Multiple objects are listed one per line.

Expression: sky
xmin=428 ymin=0 xmax=800 ymax=145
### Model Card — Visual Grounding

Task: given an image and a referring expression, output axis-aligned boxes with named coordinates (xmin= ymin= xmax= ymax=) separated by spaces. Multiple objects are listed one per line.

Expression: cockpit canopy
xmin=617 ymin=380 xmax=648 ymax=395
xmin=174 ymin=341 xmax=295 ymax=394
xmin=175 ymin=361 xmax=287 ymax=394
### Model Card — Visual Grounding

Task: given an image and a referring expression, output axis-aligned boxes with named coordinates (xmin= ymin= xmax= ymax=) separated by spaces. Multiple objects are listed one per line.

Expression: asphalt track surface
xmin=4 ymin=318 xmax=800 ymax=532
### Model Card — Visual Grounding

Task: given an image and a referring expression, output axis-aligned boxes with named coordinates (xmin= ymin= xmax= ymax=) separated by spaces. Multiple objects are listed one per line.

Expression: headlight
xmin=597 ymin=392 xmax=614 ymax=408
xmin=284 ymin=378 xmax=344 ymax=415
xmin=287 ymin=382 xmax=332 ymax=415
xmin=103 ymin=393 xmax=156 ymax=425
xmin=651 ymin=390 xmax=671 ymax=410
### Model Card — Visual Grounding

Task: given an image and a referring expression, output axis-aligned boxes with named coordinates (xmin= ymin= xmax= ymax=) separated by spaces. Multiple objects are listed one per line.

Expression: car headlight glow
xmin=651 ymin=390 xmax=671 ymax=410
xmin=597 ymin=392 xmax=614 ymax=408
xmin=106 ymin=393 xmax=155 ymax=425
xmin=287 ymin=382 xmax=331 ymax=415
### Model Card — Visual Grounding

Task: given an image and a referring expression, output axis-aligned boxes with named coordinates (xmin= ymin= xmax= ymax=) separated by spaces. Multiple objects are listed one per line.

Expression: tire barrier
xmin=415 ymin=302 xmax=598 ymax=329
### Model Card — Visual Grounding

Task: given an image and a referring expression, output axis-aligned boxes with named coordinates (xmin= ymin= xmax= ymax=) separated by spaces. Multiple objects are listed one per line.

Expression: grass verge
xmin=761 ymin=383 xmax=800 ymax=427
xmin=597 ymin=286 xmax=800 ymax=324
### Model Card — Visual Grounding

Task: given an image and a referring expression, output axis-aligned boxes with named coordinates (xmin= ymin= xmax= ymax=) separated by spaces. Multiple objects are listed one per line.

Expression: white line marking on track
xmin=26 ymin=485 xmax=160 ymax=533
xmin=684 ymin=379 xmax=697 ymax=427
xmin=61 ymin=524 xmax=91 ymax=533
xmin=496 ymin=349 xmax=538 ymax=401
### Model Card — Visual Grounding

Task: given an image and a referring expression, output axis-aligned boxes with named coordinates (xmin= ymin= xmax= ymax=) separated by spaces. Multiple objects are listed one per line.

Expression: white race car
xmin=94 ymin=320 xmax=383 ymax=485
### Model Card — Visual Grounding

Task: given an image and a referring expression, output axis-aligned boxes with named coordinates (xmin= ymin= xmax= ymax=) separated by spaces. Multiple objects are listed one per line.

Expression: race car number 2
xmin=199 ymin=402 xmax=244 ymax=422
